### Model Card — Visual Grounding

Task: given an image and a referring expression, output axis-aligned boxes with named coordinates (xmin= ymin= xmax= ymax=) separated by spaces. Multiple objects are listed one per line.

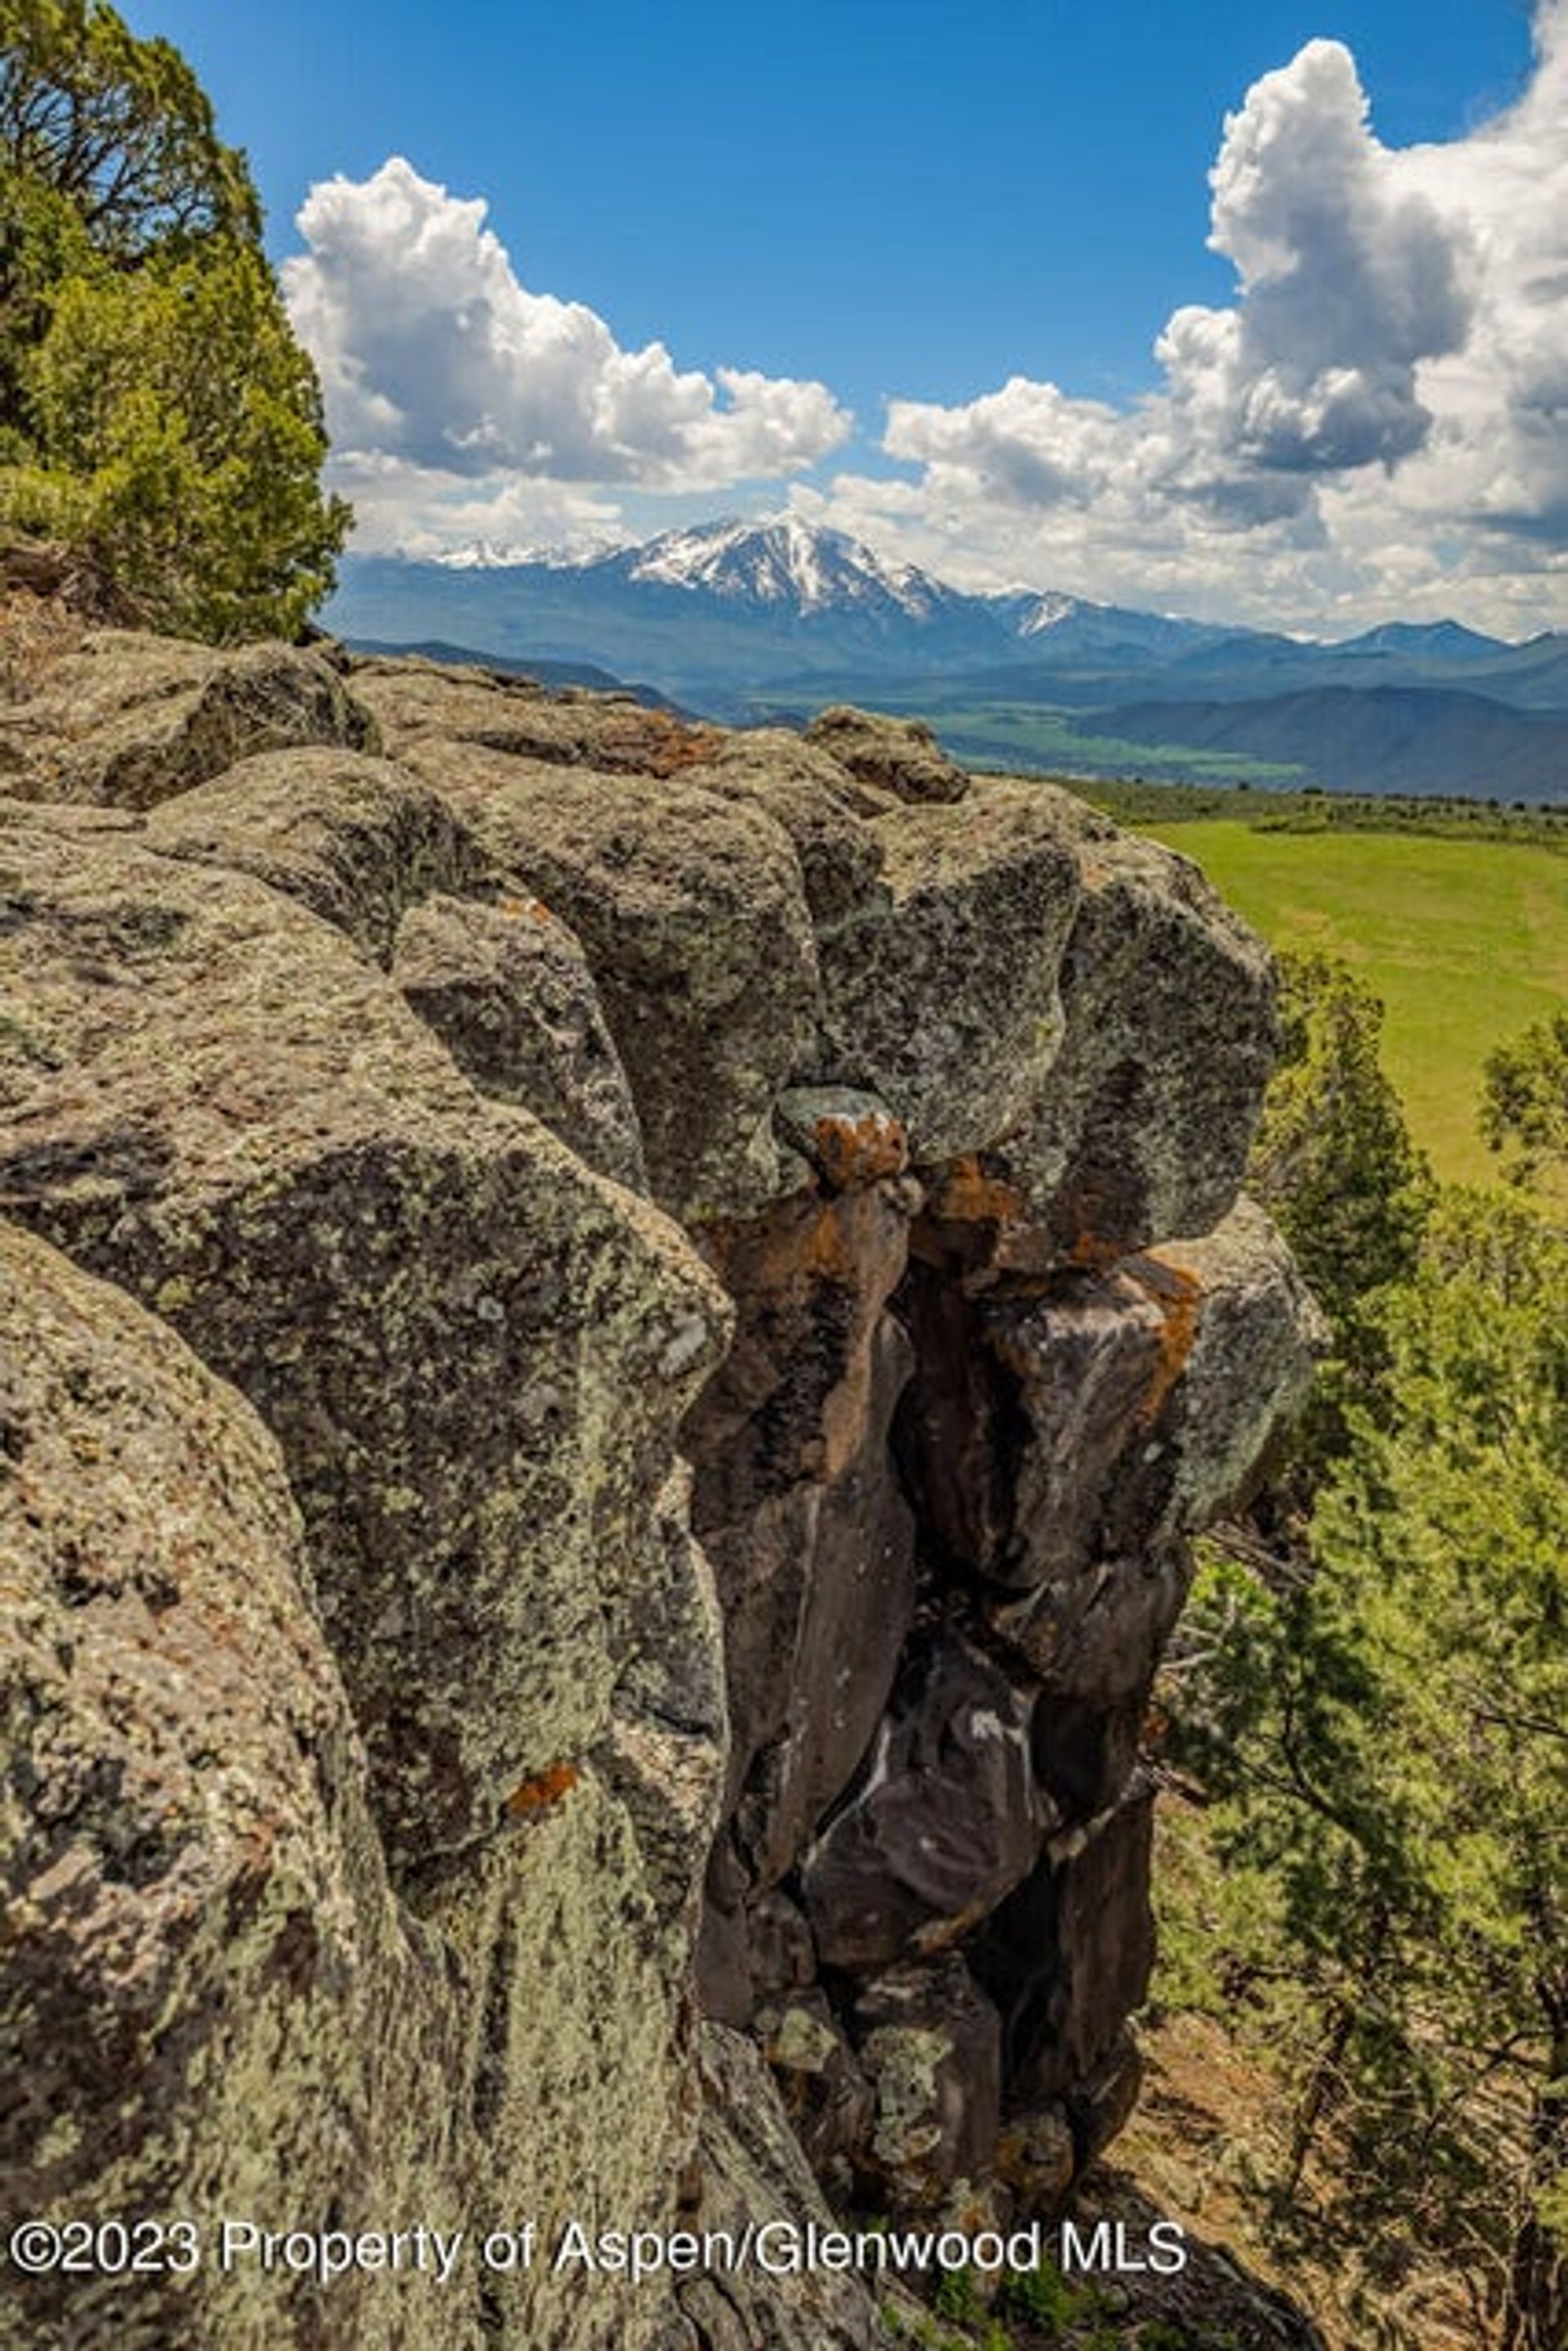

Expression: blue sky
xmin=122 ymin=1 xmax=1565 ymax=633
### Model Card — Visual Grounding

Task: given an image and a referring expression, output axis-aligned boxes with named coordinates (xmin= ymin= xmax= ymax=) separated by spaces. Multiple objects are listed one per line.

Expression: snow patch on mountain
xmin=617 ymin=516 xmax=955 ymax=618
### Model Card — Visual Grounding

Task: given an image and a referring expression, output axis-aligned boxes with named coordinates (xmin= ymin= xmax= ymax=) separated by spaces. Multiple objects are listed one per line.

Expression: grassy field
xmin=1129 ymin=820 xmax=1568 ymax=1184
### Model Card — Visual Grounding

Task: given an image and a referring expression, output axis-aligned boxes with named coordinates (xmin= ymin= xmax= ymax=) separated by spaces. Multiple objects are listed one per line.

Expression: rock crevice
xmin=0 ymin=643 xmax=1321 ymax=2349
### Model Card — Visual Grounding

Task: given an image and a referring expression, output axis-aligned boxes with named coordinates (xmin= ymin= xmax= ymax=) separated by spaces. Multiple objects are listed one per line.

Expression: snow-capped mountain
xmin=328 ymin=519 xmax=1554 ymax=783
xmin=610 ymin=516 xmax=959 ymax=621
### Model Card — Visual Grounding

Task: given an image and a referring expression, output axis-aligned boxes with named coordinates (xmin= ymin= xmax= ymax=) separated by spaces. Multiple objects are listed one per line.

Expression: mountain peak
xmin=615 ymin=515 xmax=951 ymax=619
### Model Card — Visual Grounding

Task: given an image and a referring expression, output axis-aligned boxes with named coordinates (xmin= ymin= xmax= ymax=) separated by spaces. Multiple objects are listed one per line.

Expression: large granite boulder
xmin=993 ymin=809 xmax=1279 ymax=1260
xmin=394 ymin=741 xmax=821 ymax=1217
xmin=0 ymin=1222 xmax=470 ymax=2351
xmin=145 ymin=745 xmax=494 ymax=964
xmin=811 ymin=781 xmax=1080 ymax=1167
xmin=682 ymin=730 xmax=891 ymax=930
xmin=0 ymin=631 xmax=376 ymax=808
xmin=392 ymin=890 xmax=648 ymax=1189
xmin=804 ymin=706 xmax=970 ymax=805
xmin=348 ymin=651 xmax=724 ymax=774
xmin=0 ymin=806 xmax=728 ymax=1869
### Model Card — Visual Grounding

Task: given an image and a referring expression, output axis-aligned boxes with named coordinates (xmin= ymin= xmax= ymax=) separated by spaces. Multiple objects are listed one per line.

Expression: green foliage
xmin=0 ymin=1 xmax=257 ymax=253
xmin=1481 ymin=1010 xmax=1568 ymax=1187
xmin=1165 ymin=1191 xmax=1568 ymax=2344
xmin=1247 ymin=949 xmax=1434 ymax=1327
xmin=0 ymin=0 xmax=346 ymax=637
xmin=5 ymin=240 xmax=349 ymax=637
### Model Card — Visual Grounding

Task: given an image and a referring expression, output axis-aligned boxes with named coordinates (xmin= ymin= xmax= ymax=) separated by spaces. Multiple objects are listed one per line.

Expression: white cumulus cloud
xmin=808 ymin=1 xmax=1568 ymax=634
xmin=283 ymin=157 xmax=851 ymax=542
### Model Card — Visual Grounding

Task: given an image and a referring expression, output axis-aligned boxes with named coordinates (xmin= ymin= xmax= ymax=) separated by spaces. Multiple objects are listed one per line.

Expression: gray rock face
xmin=0 ymin=631 xmax=377 ymax=807
xmin=804 ymin=705 xmax=971 ymax=805
xmin=812 ymin=781 xmax=1081 ymax=1166
xmin=145 ymin=744 xmax=493 ymax=963
xmin=0 ymin=1224 xmax=471 ymax=2351
xmin=393 ymin=890 xmax=648 ymax=1189
xmin=683 ymin=732 xmax=892 ymax=930
xmin=397 ymin=740 xmax=821 ymax=1217
xmin=677 ymin=2027 xmax=898 ymax=2351
xmin=1000 ymin=815 xmax=1280 ymax=1258
xmin=0 ymin=629 xmax=1321 ymax=2345
xmin=349 ymin=649 xmax=724 ymax=774
xmin=0 ymin=810 xmax=728 ymax=1868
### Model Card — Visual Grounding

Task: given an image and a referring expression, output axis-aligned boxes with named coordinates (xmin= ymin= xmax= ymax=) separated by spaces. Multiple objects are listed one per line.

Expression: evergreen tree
xmin=1168 ymin=1193 xmax=1568 ymax=2347
xmin=0 ymin=0 xmax=347 ymax=637
xmin=1483 ymin=1011 xmax=1568 ymax=1190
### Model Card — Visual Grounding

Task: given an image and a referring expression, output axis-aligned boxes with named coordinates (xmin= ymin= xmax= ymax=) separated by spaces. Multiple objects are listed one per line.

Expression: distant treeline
xmin=1028 ymin=771 xmax=1568 ymax=850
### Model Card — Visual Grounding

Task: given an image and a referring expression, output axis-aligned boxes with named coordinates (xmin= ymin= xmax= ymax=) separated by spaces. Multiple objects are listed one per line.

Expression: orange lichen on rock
xmin=809 ymin=1107 xmax=910 ymax=1191
xmin=504 ymin=1761 xmax=580 ymax=1821
xmin=924 ymin=1154 xmax=1026 ymax=1228
xmin=1126 ymin=1255 xmax=1203 ymax=1430
xmin=630 ymin=712 xmax=727 ymax=777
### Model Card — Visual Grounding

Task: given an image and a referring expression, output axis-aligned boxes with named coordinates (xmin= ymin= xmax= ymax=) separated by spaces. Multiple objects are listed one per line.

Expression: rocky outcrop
xmin=0 ymin=645 xmax=1320 ymax=2351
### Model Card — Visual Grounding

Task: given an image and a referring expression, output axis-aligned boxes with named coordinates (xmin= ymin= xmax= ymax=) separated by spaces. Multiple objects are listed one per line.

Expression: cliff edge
xmin=0 ymin=628 xmax=1321 ymax=2349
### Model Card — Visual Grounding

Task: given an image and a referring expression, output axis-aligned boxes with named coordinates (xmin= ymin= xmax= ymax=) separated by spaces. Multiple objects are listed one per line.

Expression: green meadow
xmin=1131 ymin=820 xmax=1568 ymax=1184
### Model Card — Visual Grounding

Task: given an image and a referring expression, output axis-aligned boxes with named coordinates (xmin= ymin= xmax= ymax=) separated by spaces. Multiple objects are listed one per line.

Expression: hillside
xmin=327 ymin=520 xmax=1568 ymax=805
xmin=1082 ymin=685 xmax=1568 ymax=799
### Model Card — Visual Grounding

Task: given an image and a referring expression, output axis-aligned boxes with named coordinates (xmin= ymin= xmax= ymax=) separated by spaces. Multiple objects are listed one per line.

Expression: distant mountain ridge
xmin=326 ymin=518 xmax=1568 ymax=801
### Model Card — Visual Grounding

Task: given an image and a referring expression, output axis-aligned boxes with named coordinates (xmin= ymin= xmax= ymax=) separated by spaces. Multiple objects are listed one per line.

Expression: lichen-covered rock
xmin=393 ymin=890 xmax=648 ymax=1189
xmin=676 ymin=2026 xmax=899 ymax=2351
xmin=758 ymin=1994 xmax=875 ymax=2193
xmin=1134 ymin=1198 xmax=1329 ymax=1539
xmin=145 ymin=746 xmax=493 ymax=964
xmin=0 ymin=810 xmax=728 ymax=1868
xmin=811 ymin=781 xmax=1080 ymax=1166
xmin=349 ymin=652 xmax=723 ymax=774
xmin=994 ymin=810 xmax=1278 ymax=1258
xmin=682 ymin=732 xmax=891 ymax=928
xmin=396 ymin=740 xmax=820 ymax=1216
xmin=0 ymin=1222 xmax=470 ymax=2351
xmin=800 ymin=1639 xmax=1048 ymax=1970
xmin=851 ymin=1958 xmax=1003 ymax=2208
xmin=804 ymin=706 xmax=970 ymax=805
xmin=423 ymin=1764 xmax=712 ymax=2351
xmin=0 ymin=631 xmax=377 ymax=809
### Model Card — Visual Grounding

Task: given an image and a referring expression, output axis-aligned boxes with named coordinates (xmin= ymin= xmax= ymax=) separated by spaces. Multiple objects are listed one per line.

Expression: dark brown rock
xmin=971 ymin=1784 xmax=1156 ymax=2117
xmin=775 ymin=1086 xmax=910 ymax=1191
xmin=686 ymin=1183 xmax=919 ymax=1879
xmin=800 ymin=1637 xmax=1048 ymax=1970
xmin=759 ymin=1993 xmax=875 ymax=2190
